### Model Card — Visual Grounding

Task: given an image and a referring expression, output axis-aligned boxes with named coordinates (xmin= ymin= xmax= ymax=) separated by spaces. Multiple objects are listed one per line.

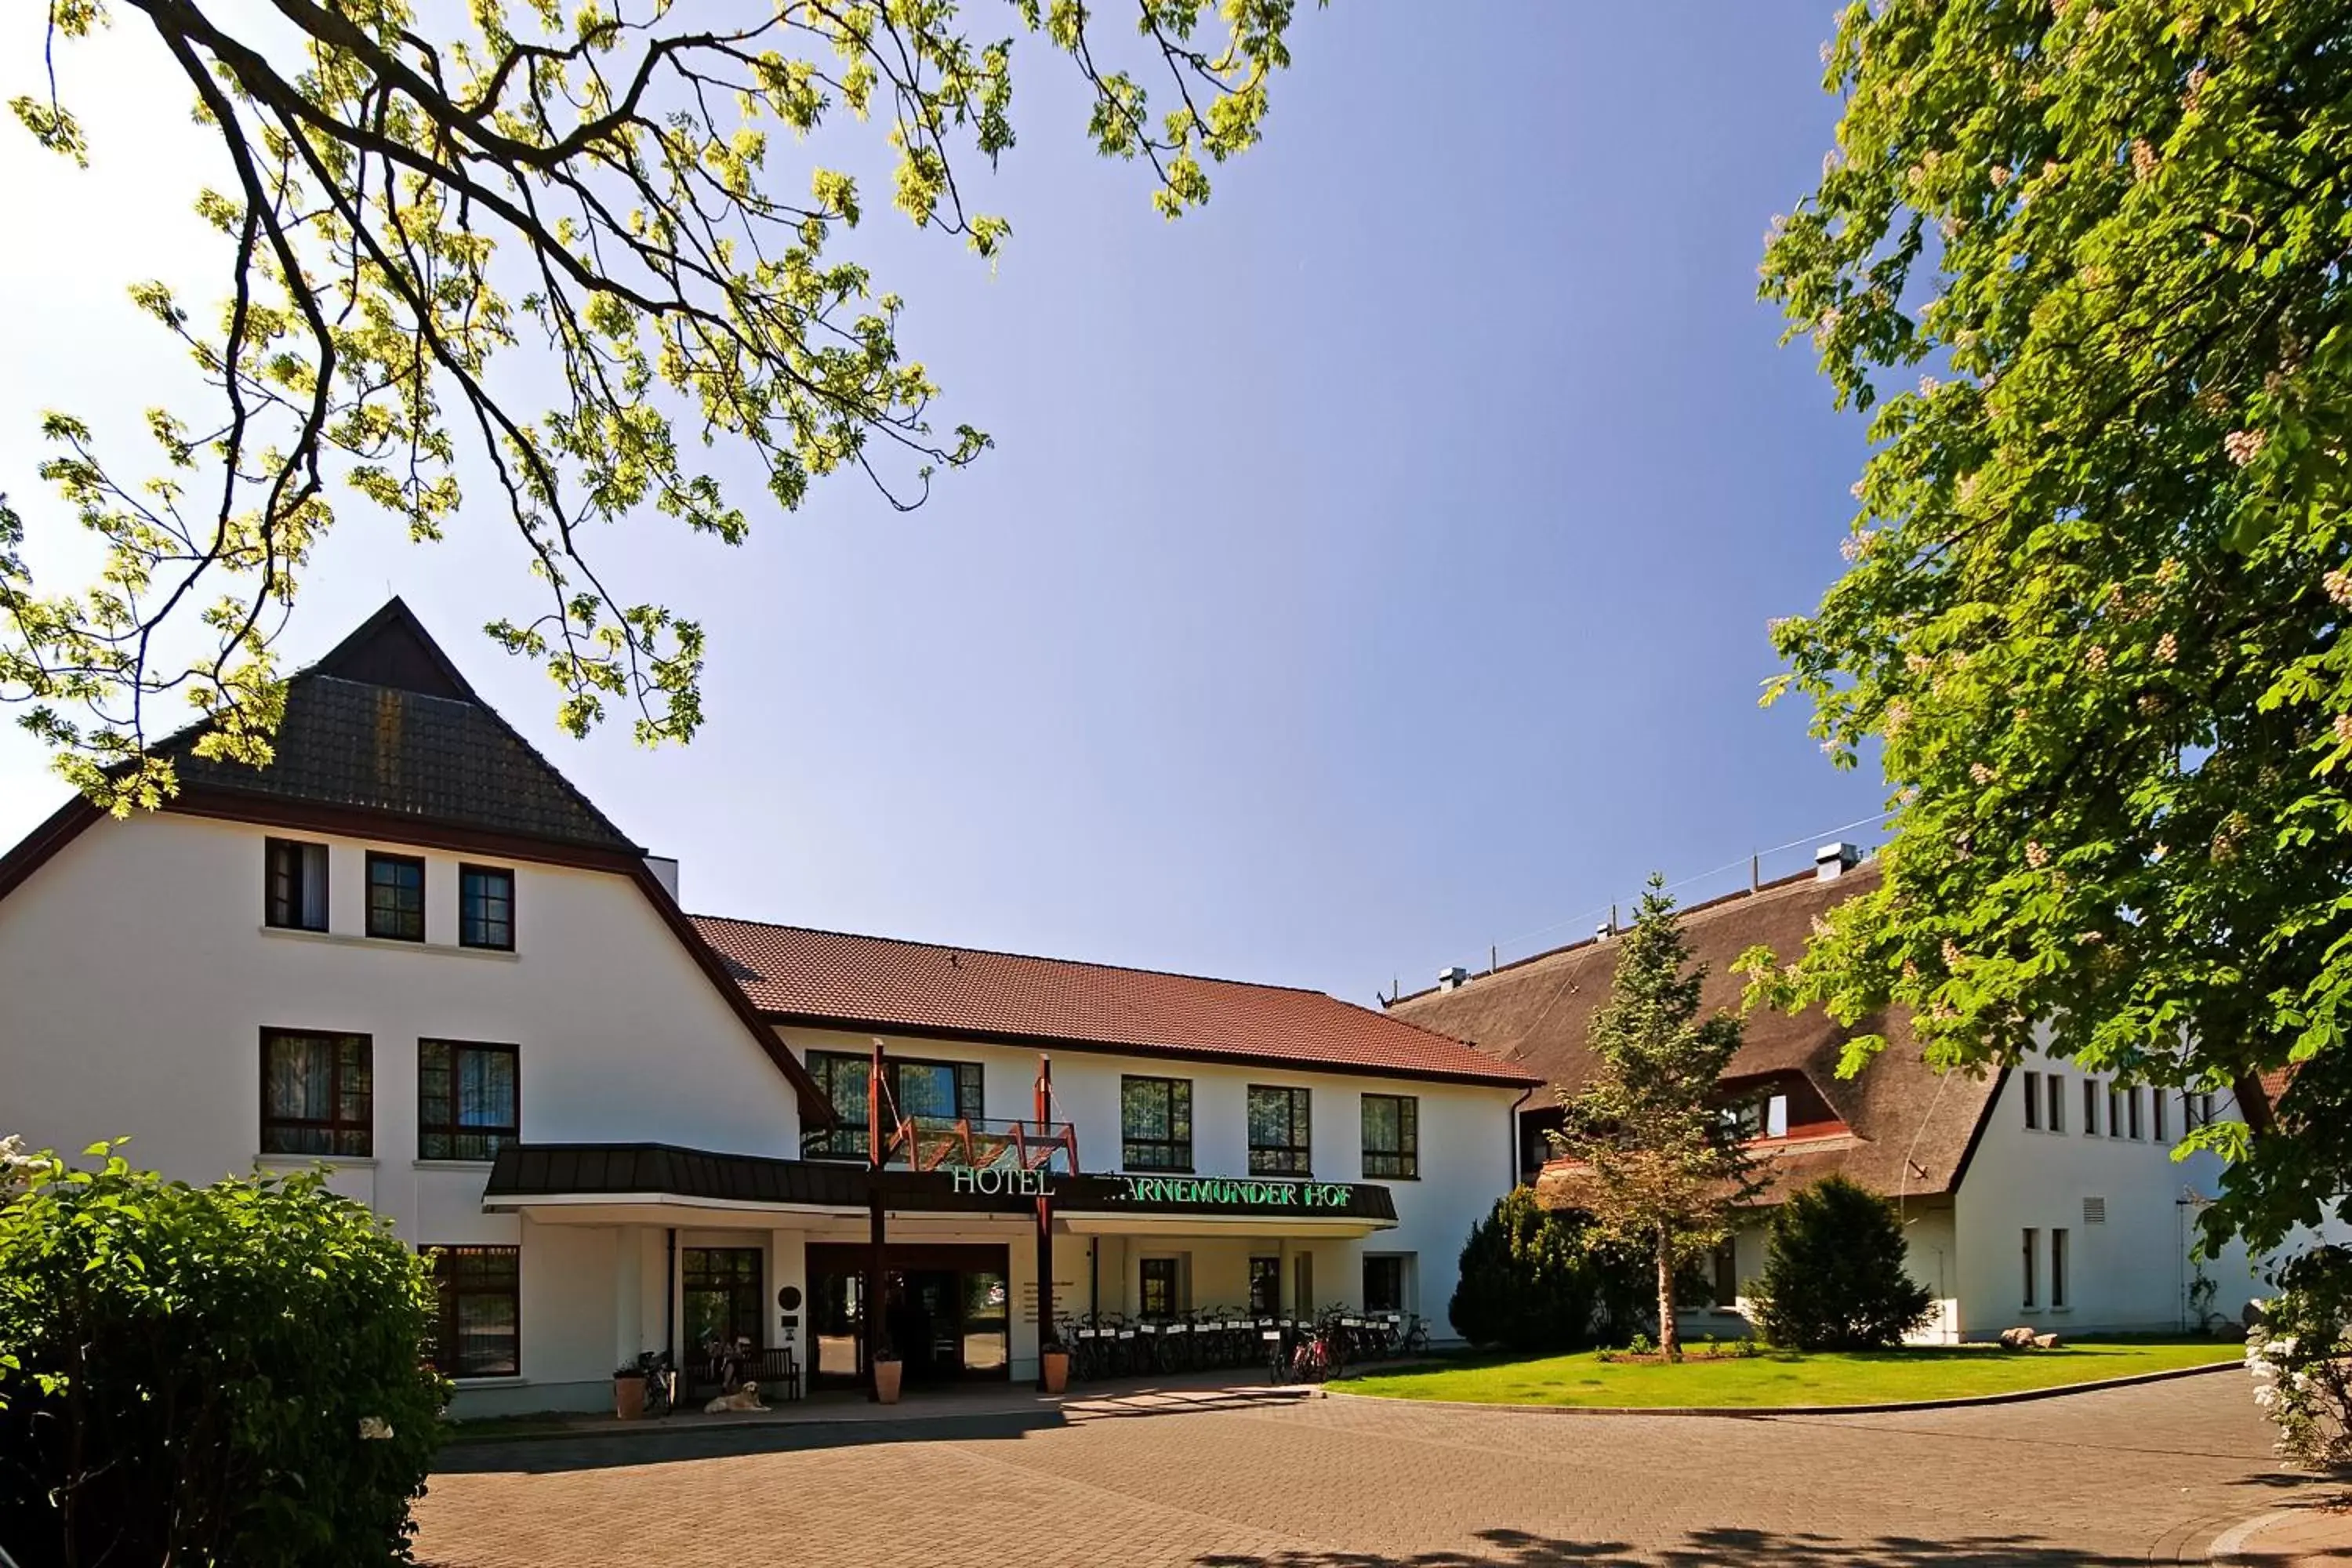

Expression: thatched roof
xmin=1388 ymin=865 xmax=2000 ymax=1203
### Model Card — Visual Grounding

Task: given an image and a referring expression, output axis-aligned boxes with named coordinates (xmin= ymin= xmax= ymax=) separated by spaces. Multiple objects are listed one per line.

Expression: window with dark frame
xmin=1360 ymin=1093 xmax=1419 ymax=1179
xmin=2152 ymin=1088 xmax=2168 ymax=1142
xmin=2045 ymin=1073 xmax=2066 ymax=1134
xmin=1364 ymin=1255 xmax=1406 ymax=1315
xmin=801 ymin=1051 xmax=982 ymax=1161
xmin=683 ymin=1247 xmax=764 ymax=1348
xmin=261 ymin=1029 xmax=372 ymax=1156
xmin=459 ymin=865 xmax=515 ymax=950
xmin=2083 ymin=1076 xmax=2100 ymax=1136
xmin=1120 ymin=1076 xmax=1192 ymax=1171
xmin=2109 ymin=1084 xmax=2125 ymax=1140
xmin=417 ymin=1040 xmax=519 ymax=1160
xmin=1712 ymin=1239 xmax=1740 ymax=1308
xmin=429 ymin=1245 xmax=520 ymax=1377
xmin=1140 ymin=1257 xmax=1179 ymax=1319
xmin=1247 ymin=1085 xmax=1312 ymax=1176
xmin=365 ymin=852 xmax=426 ymax=941
xmin=2022 ymin=1227 xmax=2038 ymax=1308
xmin=1248 ymin=1256 xmax=1280 ymax=1316
xmin=2128 ymin=1087 xmax=2144 ymax=1139
xmin=2023 ymin=1070 xmax=2042 ymax=1130
xmin=2050 ymin=1228 xmax=2070 ymax=1309
xmin=265 ymin=838 xmax=329 ymax=931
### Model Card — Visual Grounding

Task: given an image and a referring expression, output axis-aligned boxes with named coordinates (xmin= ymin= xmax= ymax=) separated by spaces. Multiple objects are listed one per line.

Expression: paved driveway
xmin=414 ymin=1370 xmax=2310 ymax=1566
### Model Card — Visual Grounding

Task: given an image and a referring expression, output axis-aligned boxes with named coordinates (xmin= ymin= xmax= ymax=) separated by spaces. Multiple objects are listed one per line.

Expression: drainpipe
xmin=664 ymin=1226 xmax=677 ymax=1368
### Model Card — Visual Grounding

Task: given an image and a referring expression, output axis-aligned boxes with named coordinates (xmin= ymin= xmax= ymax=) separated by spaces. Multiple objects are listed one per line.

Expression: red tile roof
xmin=688 ymin=916 xmax=1541 ymax=1087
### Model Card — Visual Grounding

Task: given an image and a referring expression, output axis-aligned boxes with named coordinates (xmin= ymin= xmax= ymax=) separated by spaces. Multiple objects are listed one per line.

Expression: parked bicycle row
xmin=1052 ymin=1307 xmax=1432 ymax=1382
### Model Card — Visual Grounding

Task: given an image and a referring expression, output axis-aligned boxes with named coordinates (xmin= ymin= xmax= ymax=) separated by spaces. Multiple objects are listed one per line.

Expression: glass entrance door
xmin=805 ymin=1243 xmax=1012 ymax=1385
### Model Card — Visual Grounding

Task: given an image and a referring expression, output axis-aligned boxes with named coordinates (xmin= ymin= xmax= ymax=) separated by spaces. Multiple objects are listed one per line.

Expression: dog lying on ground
xmin=704 ymin=1381 xmax=768 ymax=1414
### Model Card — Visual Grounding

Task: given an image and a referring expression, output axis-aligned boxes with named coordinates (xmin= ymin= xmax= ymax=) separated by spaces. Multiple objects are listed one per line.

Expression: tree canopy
xmin=4 ymin=0 xmax=1312 ymax=811
xmin=1749 ymin=0 xmax=2352 ymax=1254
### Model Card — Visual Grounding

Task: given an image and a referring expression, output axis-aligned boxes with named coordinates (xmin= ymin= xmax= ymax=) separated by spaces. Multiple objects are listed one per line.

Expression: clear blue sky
xmin=0 ymin=3 xmax=1886 ymax=1006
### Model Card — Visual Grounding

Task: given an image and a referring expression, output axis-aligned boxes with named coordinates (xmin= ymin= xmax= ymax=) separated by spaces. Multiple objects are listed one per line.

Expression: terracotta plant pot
xmin=873 ymin=1357 xmax=902 ymax=1405
xmin=613 ymin=1372 xmax=647 ymax=1421
xmin=1040 ymin=1348 xmax=1070 ymax=1396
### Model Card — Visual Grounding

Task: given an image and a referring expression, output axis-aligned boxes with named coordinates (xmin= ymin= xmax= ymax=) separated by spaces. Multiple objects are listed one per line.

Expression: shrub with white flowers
xmin=2247 ymin=1246 xmax=2352 ymax=1473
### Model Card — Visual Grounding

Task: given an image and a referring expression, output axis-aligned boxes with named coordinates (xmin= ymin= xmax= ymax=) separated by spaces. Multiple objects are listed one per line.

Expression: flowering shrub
xmin=0 ymin=1142 xmax=448 ymax=1564
xmin=2247 ymin=1247 xmax=2352 ymax=1473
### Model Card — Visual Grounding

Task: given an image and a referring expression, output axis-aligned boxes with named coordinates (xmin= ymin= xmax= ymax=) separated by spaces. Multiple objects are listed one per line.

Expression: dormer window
xmin=265 ymin=838 xmax=328 ymax=931
xmin=1722 ymin=1091 xmax=1790 ymax=1141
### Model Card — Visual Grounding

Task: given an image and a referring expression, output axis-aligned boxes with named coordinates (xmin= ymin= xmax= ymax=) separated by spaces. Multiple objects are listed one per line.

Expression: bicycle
xmin=1260 ymin=1318 xmax=1287 ymax=1384
xmin=1402 ymin=1314 xmax=1432 ymax=1356
xmin=635 ymin=1350 xmax=676 ymax=1417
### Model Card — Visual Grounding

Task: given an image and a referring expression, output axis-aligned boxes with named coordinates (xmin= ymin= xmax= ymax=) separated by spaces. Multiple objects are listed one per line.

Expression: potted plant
xmin=872 ymin=1339 xmax=902 ymax=1405
xmin=612 ymin=1361 xmax=648 ymax=1421
xmin=1039 ymin=1338 xmax=1070 ymax=1396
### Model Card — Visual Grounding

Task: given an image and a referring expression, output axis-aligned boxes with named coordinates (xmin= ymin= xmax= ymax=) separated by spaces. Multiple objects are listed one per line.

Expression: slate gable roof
xmin=1388 ymin=865 xmax=2002 ymax=1201
xmin=155 ymin=600 xmax=641 ymax=854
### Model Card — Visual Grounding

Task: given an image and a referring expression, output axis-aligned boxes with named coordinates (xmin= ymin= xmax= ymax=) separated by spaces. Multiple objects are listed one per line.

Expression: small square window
xmin=366 ymin=853 xmax=426 ymax=942
xmin=1140 ymin=1257 xmax=1180 ymax=1319
xmin=1121 ymin=1076 xmax=1193 ymax=1172
xmin=459 ymin=865 xmax=515 ymax=951
xmin=265 ymin=838 xmax=329 ymax=931
xmin=1247 ymin=1086 xmax=1312 ymax=1177
xmin=261 ymin=1029 xmax=372 ymax=1156
xmin=419 ymin=1040 xmax=519 ymax=1160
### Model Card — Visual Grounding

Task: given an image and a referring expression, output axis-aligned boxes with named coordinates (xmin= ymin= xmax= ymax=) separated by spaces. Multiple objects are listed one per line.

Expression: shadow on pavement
xmin=1197 ymin=1524 xmax=2166 ymax=1566
xmin=434 ymin=1408 xmax=1071 ymax=1474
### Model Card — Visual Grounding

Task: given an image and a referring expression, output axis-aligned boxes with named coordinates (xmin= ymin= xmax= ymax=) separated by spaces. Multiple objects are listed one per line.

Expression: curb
xmin=2208 ymin=1508 xmax=2312 ymax=1564
xmin=1324 ymin=1356 xmax=2239 ymax=1419
xmin=442 ymin=1383 xmax=1314 ymax=1447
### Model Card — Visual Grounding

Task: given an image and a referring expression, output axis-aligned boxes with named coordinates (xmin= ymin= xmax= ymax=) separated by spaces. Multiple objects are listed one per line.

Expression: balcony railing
xmin=884 ymin=1116 xmax=1079 ymax=1174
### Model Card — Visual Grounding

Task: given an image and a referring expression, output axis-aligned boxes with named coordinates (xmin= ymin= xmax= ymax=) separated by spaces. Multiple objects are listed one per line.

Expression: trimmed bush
xmin=0 ymin=1142 xmax=448 ymax=1566
xmin=1448 ymin=1188 xmax=1649 ymax=1352
xmin=1746 ymin=1174 xmax=1935 ymax=1350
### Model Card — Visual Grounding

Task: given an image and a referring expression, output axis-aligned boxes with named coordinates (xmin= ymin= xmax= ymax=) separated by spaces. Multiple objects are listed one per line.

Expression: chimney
xmin=1437 ymin=965 xmax=1471 ymax=993
xmin=1815 ymin=841 xmax=1860 ymax=880
xmin=645 ymin=854 xmax=681 ymax=900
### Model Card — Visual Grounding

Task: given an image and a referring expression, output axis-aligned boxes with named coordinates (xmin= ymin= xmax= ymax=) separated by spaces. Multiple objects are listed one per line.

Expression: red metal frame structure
xmin=861 ymin=1044 xmax=1076 ymax=1399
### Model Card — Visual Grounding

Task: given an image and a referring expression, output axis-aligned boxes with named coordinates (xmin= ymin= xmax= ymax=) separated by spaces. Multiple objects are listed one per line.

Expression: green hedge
xmin=0 ymin=1143 xmax=449 ymax=1565
xmin=1747 ymin=1174 xmax=1936 ymax=1351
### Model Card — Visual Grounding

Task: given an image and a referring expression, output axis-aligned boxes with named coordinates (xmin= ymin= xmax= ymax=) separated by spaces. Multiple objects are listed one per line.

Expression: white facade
xmin=0 ymin=803 xmax=1519 ymax=1414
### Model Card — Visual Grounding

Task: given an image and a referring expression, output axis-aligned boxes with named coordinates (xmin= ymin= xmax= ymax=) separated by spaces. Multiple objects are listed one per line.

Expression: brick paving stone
xmin=414 ymin=1369 xmax=2320 ymax=1566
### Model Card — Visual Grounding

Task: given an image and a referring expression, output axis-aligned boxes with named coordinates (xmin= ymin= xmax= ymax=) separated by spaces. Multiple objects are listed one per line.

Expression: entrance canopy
xmin=483 ymin=1142 xmax=1398 ymax=1236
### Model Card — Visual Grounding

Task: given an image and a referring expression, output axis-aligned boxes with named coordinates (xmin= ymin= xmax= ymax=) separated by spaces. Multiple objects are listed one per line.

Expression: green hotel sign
xmin=1107 ymin=1175 xmax=1357 ymax=1210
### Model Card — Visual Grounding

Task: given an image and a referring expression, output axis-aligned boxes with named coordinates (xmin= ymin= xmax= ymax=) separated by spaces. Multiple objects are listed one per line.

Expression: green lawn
xmin=1328 ymin=1338 xmax=2242 ymax=1408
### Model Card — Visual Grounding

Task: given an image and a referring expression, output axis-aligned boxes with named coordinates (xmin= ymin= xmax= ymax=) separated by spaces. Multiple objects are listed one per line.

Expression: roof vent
xmin=1815 ymin=841 xmax=1860 ymax=880
xmin=1437 ymin=965 xmax=1471 ymax=992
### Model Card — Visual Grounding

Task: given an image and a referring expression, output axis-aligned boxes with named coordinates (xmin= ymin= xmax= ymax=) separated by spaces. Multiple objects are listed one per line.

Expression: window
xmin=418 ymin=1040 xmax=518 ymax=1160
xmin=1364 ymin=1255 xmax=1406 ymax=1316
xmin=1248 ymin=1256 xmax=1281 ymax=1316
xmin=2109 ymin=1084 xmax=2125 ymax=1139
xmin=2021 ymin=1227 xmax=2039 ymax=1308
xmin=1140 ymin=1257 xmax=1179 ymax=1319
xmin=260 ymin=1029 xmax=372 ymax=1156
xmin=2050 ymin=1228 xmax=2069 ymax=1309
xmin=1360 ymin=1094 xmax=1419 ymax=1179
xmin=2023 ymin=1070 xmax=2042 ymax=1130
xmin=1247 ymin=1086 xmax=1312 ymax=1175
xmin=459 ymin=864 xmax=515 ymax=950
xmin=365 ymin=852 xmax=425 ymax=941
xmin=264 ymin=838 xmax=328 ymax=931
xmin=2185 ymin=1090 xmax=2218 ymax=1130
xmin=429 ymin=1245 xmax=519 ymax=1377
xmin=1712 ymin=1239 xmax=1739 ymax=1309
xmin=1723 ymin=1091 xmax=1791 ymax=1141
xmin=2082 ymin=1077 xmax=2100 ymax=1137
xmin=2045 ymin=1073 xmax=2066 ymax=1134
xmin=1120 ymin=1076 xmax=1193 ymax=1171
xmin=2152 ymin=1088 xmax=2168 ymax=1142
xmin=801 ymin=1051 xmax=982 ymax=1160
xmin=684 ymin=1247 xmax=764 ymax=1349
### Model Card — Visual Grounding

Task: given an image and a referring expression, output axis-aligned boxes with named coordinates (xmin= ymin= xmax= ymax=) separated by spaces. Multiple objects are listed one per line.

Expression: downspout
xmin=664 ymin=1226 xmax=677 ymax=1368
